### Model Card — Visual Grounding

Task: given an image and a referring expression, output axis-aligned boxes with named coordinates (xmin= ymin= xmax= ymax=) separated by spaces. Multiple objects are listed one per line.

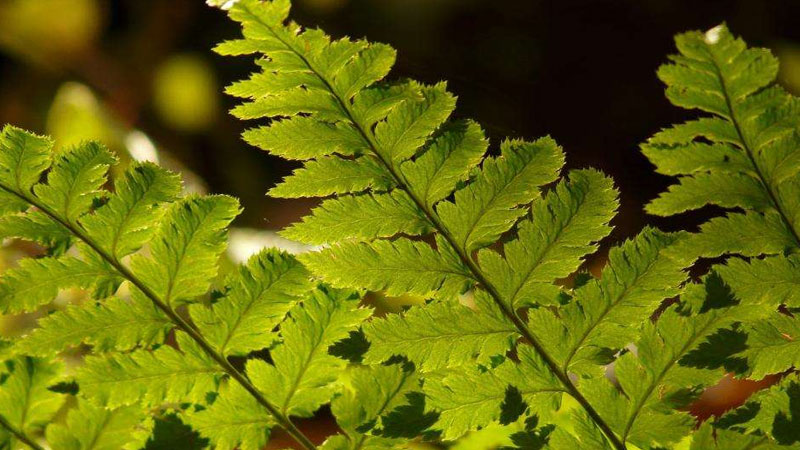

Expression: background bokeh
xmin=2 ymin=0 xmax=799 ymax=240
xmin=1 ymin=0 xmax=799 ymax=446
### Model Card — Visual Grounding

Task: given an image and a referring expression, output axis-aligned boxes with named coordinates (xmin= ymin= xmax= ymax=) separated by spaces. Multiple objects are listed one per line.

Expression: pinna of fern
xmin=0 ymin=349 xmax=151 ymax=450
xmin=0 ymin=125 xmax=377 ymax=450
xmin=644 ymin=25 xmax=800 ymax=383
xmin=218 ymin=0 xmax=800 ymax=448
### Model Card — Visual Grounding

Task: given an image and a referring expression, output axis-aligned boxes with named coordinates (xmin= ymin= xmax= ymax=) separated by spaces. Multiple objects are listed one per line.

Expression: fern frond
xmin=688 ymin=423 xmax=770 ymax=450
xmin=401 ymin=119 xmax=487 ymax=207
xmin=183 ymin=380 xmax=275 ymax=450
xmin=0 ymin=255 xmax=118 ymax=313
xmin=131 ymin=195 xmax=239 ymax=306
xmin=33 ymin=142 xmax=116 ymax=224
xmin=735 ymin=313 xmax=800 ymax=379
xmin=644 ymin=24 xmax=800 ymax=259
xmin=269 ymin=154 xmax=394 ymax=198
xmin=527 ymin=228 xmax=689 ymax=377
xmin=644 ymin=27 xmax=800 ymax=430
xmin=216 ymin=1 xmax=705 ymax=448
xmin=480 ymin=169 xmax=617 ymax=308
xmin=81 ymin=162 xmax=181 ymax=259
xmin=715 ymin=255 xmax=800 ymax=307
xmin=249 ymin=287 xmax=370 ymax=417
xmin=584 ymin=275 xmax=761 ymax=449
xmin=0 ymin=126 xmax=52 ymax=194
xmin=301 ymin=236 xmax=474 ymax=299
xmin=714 ymin=374 xmax=800 ymax=446
xmin=282 ymin=190 xmax=431 ymax=245
xmin=437 ymin=137 xmax=564 ymax=252
xmin=0 ymin=126 xmax=346 ymax=450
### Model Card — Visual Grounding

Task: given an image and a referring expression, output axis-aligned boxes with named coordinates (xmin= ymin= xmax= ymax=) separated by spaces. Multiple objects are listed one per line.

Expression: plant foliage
xmin=0 ymin=125 xmax=368 ymax=450
xmin=218 ymin=1 xmax=800 ymax=449
xmin=0 ymin=1 xmax=798 ymax=449
xmin=643 ymin=23 xmax=800 ymax=391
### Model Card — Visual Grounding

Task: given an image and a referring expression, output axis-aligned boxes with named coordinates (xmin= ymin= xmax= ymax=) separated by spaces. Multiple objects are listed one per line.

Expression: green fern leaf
xmin=81 ymin=162 xmax=181 ymax=259
xmin=282 ymin=190 xmax=430 ymax=245
xmin=0 ymin=357 xmax=65 ymax=448
xmin=77 ymin=332 xmax=220 ymax=408
xmin=0 ymin=125 xmax=52 ymax=193
xmin=33 ymin=142 xmax=115 ymax=223
xmin=216 ymin=2 xmax=702 ymax=448
xmin=299 ymin=236 xmax=474 ymax=299
xmin=423 ymin=346 xmax=563 ymax=441
xmin=437 ymin=137 xmax=564 ymax=252
xmin=689 ymin=423 xmax=772 ymax=450
xmin=189 ymin=248 xmax=311 ymax=357
xmin=362 ymin=292 xmax=516 ymax=372
xmin=643 ymin=24 xmax=800 ymax=258
xmin=592 ymin=276 xmax=760 ymax=448
xmin=323 ymin=364 xmax=419 ymax=449
xmin=527 ymin=228 xmax=689 ymax=376
xmin=479 ymin=169 xmax=618 ymax=308
xmin=187 ymin=288 xmax=369 ymax=448
xmin=0 ymin=209 xmax=72 ymax=252
xmin=545 ymin=410 xmax=614 ymax=450
xmin=715 ymin=255 xmax=800 ymax=307
xmin=269 ymin=155 xmax=393 ymax=199
xmin=250 ymin=287 xmax=370 ymax=416
xmin=45 ymin=402 xmax=150 ymax=450
xmin=373 ymin=83 xmax=455 ymax=162
xmin=16 ymin=292 xmax=171 ymax=356
xmin=736 ymin=314 xmax=800 ymax=379
xmin=184 ymin=379 xmax=274 ymax=450
xmin=245 ymin=117 xmax=369 ymax=160
xmin=130 ymin=195 xmax=240 ymax=306
xmin=0 ymin=125 xmax=331 ymax=450
xmin=401 ymin=120 xmax=488 ymax=208
xmin=0 ymin=255 xmax=119 ymax=313
xmin=720 ymin=374 xmax=800 ymax=446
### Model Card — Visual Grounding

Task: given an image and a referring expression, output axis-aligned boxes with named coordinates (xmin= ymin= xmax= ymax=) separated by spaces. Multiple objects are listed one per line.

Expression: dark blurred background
xmin=1 ymin=0 xmax=800 ymax=244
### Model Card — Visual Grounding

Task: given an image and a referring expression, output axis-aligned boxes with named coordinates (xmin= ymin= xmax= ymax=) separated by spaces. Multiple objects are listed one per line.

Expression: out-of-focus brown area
xmin=1 ymin=0 xmax=799 ymax=447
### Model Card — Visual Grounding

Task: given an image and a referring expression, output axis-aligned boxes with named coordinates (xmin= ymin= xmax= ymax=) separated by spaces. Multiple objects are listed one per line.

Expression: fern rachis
xmin=215 ymin=1 xmax=633 ymax=447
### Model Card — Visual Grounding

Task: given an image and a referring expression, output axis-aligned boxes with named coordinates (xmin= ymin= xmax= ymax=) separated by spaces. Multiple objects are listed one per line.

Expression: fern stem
xmin=0 ymin=183 xmax=318 ymax=450
xmin=0 ymin=414 xmax=44 ymax=450
xmin=708 ymin=48 xmax=800 ymax=249
xmin=248 ymin=14 xmax=626 ymax=448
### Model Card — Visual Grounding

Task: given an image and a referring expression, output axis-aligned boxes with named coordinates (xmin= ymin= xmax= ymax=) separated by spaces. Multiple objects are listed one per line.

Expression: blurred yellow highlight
xmin=153 ymin=54 xmax=219 ymax=132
